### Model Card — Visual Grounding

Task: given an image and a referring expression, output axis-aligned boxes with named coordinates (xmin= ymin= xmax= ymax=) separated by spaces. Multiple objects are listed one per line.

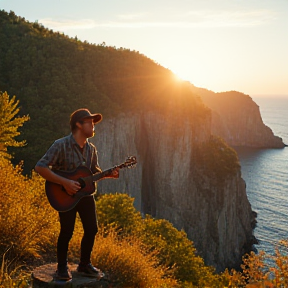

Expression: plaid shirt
xmin=36 ymin=133 xmax=101 ymax=174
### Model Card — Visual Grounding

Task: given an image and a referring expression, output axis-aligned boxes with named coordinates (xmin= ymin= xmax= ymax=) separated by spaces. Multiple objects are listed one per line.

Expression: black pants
xmin=57 ymin=195 xmax=98 ymax=266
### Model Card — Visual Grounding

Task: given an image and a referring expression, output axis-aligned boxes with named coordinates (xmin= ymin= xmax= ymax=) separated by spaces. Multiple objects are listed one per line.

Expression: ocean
xmin=234 ymin=96 xmax=288 ymax=259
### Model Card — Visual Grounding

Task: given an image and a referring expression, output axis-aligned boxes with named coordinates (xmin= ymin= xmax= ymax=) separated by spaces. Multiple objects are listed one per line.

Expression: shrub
xmin=96 ymin=193 xmax=225 ymax=287
xmin=0 ymin=157 xmax=59 ymax=266
xmin=91 ymin=228 xmax=179 ymax=288
xmin=139 ymin=216 xmax=224 ymax=287
xmin=96 ymin=192 xmax=143 ymax=234
xmin=224 ymin=241 xmax=288 ymax=287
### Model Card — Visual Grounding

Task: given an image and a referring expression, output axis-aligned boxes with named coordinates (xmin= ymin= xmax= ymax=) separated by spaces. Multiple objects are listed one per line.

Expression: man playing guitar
xmin=35 ymin=108 xmax=119 ymax=281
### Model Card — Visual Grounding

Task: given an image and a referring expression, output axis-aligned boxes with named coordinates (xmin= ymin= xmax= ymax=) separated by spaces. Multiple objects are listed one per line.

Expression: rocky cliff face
xmin=93 ymin=109 xmax=256 ymax=272
xmin=189 ymin=87 xmax=285 ymax=148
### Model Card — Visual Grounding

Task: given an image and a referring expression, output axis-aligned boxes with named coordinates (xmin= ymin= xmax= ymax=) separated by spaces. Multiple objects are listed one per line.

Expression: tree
xmin=0 ymin=91 xmax=29 ymax=158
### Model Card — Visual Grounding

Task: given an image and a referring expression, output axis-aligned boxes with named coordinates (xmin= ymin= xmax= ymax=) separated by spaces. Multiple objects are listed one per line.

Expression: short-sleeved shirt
xmin=36 ymin=133 xmax=101 ymax=174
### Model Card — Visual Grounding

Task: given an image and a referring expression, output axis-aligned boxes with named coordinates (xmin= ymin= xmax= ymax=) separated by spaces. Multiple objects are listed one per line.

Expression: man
xmin=35 ymin=108 xmax=119 ymax=281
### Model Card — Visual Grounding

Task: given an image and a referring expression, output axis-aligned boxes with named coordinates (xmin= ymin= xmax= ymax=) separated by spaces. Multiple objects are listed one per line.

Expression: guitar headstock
xmin=123 ymin=156 xmax=137 ymax=168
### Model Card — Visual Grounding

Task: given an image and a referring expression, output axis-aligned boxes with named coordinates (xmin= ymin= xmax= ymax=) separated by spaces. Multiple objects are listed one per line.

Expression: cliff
xmin=189 ymin=87 xmax=285 ymax=148
xmin=94 ymin=109 xmax=256 ymax=272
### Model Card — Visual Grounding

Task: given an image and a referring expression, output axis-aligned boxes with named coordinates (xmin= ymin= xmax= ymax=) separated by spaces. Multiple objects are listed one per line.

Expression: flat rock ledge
xmin=32 ymin=263 xmax=110 ymax=288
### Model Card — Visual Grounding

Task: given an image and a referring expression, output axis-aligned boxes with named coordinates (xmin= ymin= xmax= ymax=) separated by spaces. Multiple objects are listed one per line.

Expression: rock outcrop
xmin=189 ymin=86 xmax=285 ymax=148
xmin=32 ymin=263 xmax=109 ymax=287
xmin=93 ymin=107 xmax=256 ymax=272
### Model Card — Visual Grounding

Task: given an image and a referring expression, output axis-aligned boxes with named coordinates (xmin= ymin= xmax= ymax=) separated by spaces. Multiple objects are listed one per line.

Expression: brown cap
xmin=70 ymin=108 xmax=102 ymax=130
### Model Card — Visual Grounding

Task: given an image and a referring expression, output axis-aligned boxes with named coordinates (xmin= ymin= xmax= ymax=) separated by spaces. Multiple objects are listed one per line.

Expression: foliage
xmin=0 ymin=157 xmax=59 ymax=261
xmin=96 ymin=194 xmax=226 ymax=287
xmin=0 ymin=91 xmax=29 ymax=158
xmin=95 ymin=193 xmax=288 ymax=287
xmin=223 ymin=242 xmax=288 ymax=287
xmin=1 ymin=156 xmax=288 ymax=287
xmin=92 ymin=228 xmax=179 ymax=288
xmin=195 ymin=135 xmax=240 ymax=182
xmin=140 ymin=215 xmax=225 ymax=287
xmin=96 ymin=193 xmax=143 ymax=234
xmin=0 ymin=95 xmax=58 ymax=265
xmin=272 ymin=240 xmax=288 ymax=287
xmin=0 ymin=156 xmax=59 ymax=288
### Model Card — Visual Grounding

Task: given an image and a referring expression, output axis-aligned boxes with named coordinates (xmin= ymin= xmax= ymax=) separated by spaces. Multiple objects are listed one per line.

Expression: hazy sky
xmin=1 ymin=0 xmax=288 ymax=96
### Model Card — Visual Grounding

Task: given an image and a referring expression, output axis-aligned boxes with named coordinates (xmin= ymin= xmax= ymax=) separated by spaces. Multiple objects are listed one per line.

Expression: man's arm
xmin=35 ymin=165 xmax=81 ymax=195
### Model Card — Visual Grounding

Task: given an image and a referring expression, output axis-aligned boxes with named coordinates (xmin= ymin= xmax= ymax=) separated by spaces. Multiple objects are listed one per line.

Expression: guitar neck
xmin=91 ymin=163 xmax=125 ymax=182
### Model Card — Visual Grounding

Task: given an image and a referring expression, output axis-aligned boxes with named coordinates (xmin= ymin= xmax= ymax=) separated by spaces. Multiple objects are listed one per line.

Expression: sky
xmin=1 ymin=0 xmax=288 ymax=97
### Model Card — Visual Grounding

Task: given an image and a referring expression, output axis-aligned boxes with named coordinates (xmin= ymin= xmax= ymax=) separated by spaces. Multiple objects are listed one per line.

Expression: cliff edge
xmin=189 ymin=87 xmax=285 ymax=148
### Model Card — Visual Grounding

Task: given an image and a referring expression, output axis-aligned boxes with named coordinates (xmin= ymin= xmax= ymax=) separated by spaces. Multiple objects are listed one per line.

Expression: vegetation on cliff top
xmin=0 ymin=9 xmax=210 ymax=174
xmin=195 ymin=135 xmax=241 ymax=182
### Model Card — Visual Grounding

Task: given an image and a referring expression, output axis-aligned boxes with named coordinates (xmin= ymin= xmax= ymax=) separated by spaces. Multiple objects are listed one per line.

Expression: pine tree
xmin=0 ymin=91 xmax=29 ymax=158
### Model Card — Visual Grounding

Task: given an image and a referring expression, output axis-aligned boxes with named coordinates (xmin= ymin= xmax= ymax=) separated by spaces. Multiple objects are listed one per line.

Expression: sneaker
xmin=55 ymin=265 xmax=72 ymax=281
xmin=77 ymin=263 xmax=105 ymax=278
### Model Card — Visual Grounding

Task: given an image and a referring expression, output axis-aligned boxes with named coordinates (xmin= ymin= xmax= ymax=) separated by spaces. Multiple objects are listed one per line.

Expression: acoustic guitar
xmin=45 ymin=156 xmax=137 ymax=212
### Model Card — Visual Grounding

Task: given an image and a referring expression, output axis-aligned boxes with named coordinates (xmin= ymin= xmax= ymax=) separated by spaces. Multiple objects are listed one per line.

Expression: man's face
xmin=80 ymin=119 xmax=95 ymax=138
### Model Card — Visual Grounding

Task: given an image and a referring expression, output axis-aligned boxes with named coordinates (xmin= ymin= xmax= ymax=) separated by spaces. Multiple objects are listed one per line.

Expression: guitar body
xmin=45 ymin=156 xmax=137 ymax=212
xmin=45 ymin=166 xmax=95 ymax=212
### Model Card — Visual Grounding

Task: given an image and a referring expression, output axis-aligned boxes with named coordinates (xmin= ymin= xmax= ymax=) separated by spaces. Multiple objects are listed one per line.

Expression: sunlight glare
xmin=171 ymin=67 xmax=193 ymax=84
xmin=172 ymin=72 xmax=183 ymax=82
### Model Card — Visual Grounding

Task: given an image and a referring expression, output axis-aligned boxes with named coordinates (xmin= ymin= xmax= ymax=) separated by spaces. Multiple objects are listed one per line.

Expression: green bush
xmin=96 ymin=193 xmax=225 ymax=287
xmin=96 ymin=192 xmax=143 ymax=234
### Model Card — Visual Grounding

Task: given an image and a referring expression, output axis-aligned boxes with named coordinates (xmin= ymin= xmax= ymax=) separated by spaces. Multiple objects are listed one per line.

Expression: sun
xmin=171 ymin=72 xmax=184 ymax=82
xmin=170 ymin=66 xmax=194 ymax=83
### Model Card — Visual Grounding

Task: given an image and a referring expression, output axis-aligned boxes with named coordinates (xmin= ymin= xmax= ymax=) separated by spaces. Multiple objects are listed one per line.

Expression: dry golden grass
xmin=69 ymin=225 xmax=179 ymax=288
xmin=0 ymin=157 xmax=59 ymax=270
